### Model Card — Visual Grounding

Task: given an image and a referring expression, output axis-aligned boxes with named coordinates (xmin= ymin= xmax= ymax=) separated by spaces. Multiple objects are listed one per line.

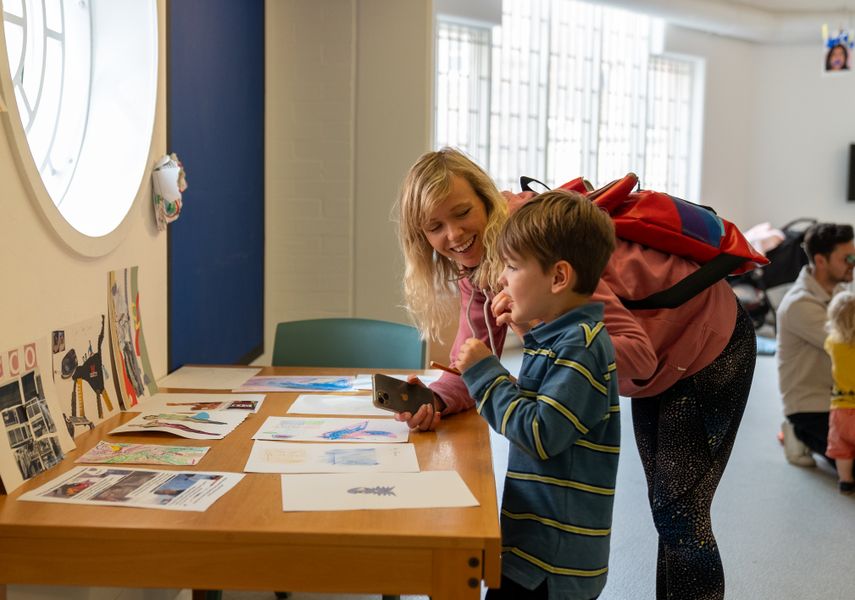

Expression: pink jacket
xmin=431 ymin=239 xmax=737 ymax=412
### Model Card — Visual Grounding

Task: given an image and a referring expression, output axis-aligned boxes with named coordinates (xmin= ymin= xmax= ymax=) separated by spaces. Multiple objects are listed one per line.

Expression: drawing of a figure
xmin=60 ymin=315 xmax=115 ymax=436
xmin=112 ymin=273 xmax=145 ymax=403
xmin=142 ymin=412 xmax=227 ymax=425
xmin=134 ymin=419 xmax=219 ymax=436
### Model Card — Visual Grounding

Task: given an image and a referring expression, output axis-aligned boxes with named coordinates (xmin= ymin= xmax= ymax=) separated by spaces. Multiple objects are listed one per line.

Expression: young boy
xmin=455 ymin=190 xmax=619 ymax=600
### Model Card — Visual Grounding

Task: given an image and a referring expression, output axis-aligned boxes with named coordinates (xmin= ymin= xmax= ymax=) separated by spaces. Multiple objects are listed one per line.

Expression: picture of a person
xmin=826 ymin=43 xmax=850 ymax=71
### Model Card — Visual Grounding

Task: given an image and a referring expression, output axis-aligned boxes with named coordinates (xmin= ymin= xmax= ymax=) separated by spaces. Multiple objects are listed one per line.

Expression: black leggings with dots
xmin=631 ymin=304 xmax=755 ymax=600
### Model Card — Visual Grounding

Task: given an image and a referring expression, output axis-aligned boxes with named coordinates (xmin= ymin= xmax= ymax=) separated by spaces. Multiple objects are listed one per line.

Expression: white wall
xmin=262 ymin=0 xmax=432 ymax=362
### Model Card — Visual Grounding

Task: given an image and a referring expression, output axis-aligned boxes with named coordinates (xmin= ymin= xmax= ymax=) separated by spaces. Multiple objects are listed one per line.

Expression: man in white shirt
xmin=777 ymin=223 xmax=855 ymax=467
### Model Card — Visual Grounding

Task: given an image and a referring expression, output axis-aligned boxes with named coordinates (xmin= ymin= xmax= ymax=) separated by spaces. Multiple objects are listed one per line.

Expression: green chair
xmin=273 ymin=318 xmax=425 ymax=369
xmin=272 ymin=318 xmax=421 ymax=600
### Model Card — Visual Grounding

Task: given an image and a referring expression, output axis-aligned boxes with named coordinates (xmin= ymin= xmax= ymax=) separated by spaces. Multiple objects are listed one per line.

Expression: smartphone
xmin=371 ymin=373 xmax=436 ymax=415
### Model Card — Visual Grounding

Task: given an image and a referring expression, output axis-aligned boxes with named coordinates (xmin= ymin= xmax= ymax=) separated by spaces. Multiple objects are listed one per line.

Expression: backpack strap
xmin=620 ymin=253 xmax=747 ymax=310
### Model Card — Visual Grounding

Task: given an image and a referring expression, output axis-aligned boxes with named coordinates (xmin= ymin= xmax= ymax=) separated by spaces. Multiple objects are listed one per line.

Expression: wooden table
xmin=0 ymin=367 xmax=500 ymax=599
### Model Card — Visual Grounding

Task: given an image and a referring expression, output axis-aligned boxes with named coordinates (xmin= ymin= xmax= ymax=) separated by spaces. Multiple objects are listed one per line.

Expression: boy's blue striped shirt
xmin=462 ymin=302 xmax=620 ymax=599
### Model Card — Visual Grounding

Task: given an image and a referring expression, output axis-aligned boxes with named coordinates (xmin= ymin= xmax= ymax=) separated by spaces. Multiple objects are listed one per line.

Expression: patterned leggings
xmin=631 ymin=304 xmax=755 ymax=600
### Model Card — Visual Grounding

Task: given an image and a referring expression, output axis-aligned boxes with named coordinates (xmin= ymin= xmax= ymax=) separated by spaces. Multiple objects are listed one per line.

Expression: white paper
xmin=157 ymin=366 xmax=261 ymax=390
xmin=138 ymin=392 xmax=265 ymax=413
xmin=109 ymin=409 xmax=249 ymax=440
xmin=280 ymin=471 xmax=479 ymax=511
xmin=234 ymin=375 xmax=358 ymax=393
xmin=245 ymin=441 xmax=419 ymax=474
xmin=352 ymin=371 xmax=443 ymax=391
xmin=75 ymin=441 xmax=210 ymax=466
xmin=252 ymin=416 xmax=409 ymax=443
xmin=287 ymin=394 xmax=389 ymax=417
xmin=19 ymin=466 xmax=242 ymax=512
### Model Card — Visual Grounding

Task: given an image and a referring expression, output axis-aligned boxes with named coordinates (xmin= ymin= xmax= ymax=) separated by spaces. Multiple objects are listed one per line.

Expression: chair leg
xmin=191 ymin=591 xmax=223 ymax=600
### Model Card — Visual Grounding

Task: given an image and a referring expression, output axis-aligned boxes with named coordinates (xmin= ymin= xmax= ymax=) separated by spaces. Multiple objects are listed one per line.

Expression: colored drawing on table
xmin=234 ymin=376 xmax=356 ymax=393
xmin=251 ymin=417 xmax=409 ymax=444
xmin=75 ymin=441 xmax=209 ymax=466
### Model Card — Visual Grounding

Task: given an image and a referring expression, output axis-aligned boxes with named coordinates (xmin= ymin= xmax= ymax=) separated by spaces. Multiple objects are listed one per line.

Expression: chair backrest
xmin=272 ymin=318 xmax=426 ymax=369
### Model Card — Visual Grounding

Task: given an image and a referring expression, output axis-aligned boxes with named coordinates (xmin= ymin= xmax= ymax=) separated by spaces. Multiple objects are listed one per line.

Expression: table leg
xmin=431 ymin=549 xmax=483 ymax=600
xmin=0 ymin=584 xmax=6 ymax=600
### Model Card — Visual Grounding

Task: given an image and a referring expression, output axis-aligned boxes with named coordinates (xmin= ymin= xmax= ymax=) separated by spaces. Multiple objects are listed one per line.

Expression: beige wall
xmin=262 ymin=0 xmax=434 ymax=363
xmin=0 ymin=4 xmax=168 ymax=377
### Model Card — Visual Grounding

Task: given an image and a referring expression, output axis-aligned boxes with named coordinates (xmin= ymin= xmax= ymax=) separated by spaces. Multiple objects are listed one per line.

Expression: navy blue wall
xmin=167 ymin=0 xmax=265 ymax=370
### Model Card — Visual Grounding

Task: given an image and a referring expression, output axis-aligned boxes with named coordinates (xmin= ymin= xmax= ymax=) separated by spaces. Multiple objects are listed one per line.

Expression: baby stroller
xmin=729 ymin=218 xmax=817 ymax=332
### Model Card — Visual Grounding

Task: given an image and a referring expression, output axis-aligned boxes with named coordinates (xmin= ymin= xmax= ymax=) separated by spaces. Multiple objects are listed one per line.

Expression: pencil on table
xmin=430 ymin=360 xmax=461 ymax=376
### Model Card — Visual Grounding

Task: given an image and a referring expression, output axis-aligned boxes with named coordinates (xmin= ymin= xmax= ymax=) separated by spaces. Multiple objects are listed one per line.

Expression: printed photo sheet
xmin=75 ymin=441 xmax=210 ymax=466
xmin=245 ymin=440 xmax=419 ymax=473
xmin=19 ymin=466 xmax=243 ymax=512
xmin=234 ymin=375 xmax=358 ymax=393
xmin=51 ymin=315 xmax=122 ymax=436
xmin=157 ymin=366 xmax=261 ymax=390
xmin=0 ymin=338 xmax=76 ymax=493
xmin=110 ymin=409 xmax=248 ymax=440
xmin=280 ymin=471 xmax=479 ymax=511
xmin=287 ymin=394 xmax=388 ymax=417
xmin=140 ymin=393 xmax=265 ymax=413
xmin=108 ymin=267 xmax=158 ymax=410
xmin=252 ymin=417 xmax=409 ymax=443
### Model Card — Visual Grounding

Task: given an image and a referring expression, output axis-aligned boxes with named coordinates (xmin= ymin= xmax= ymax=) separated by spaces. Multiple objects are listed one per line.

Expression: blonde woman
xmin=395 ymin=147 xmax=526 ymax=430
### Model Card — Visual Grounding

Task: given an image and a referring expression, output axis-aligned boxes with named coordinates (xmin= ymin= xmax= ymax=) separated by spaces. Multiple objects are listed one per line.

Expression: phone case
xmin=371 ymin=373 xmax=436 ymax=414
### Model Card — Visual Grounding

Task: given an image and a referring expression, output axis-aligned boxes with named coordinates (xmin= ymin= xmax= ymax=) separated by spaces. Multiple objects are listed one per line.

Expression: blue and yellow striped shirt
xmin=462 ymin=302 xmax=620 ymax=599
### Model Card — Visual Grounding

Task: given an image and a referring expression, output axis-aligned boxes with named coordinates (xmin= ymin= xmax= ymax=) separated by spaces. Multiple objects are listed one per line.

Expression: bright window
xmin=435 ymin=0 xmax=697 ymax=198
xmin=1 ymin=0 xmax=158 ymax=248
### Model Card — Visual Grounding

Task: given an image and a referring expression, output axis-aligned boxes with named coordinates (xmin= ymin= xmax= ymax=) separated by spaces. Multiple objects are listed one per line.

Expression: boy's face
xmin=422 ymin=174 xmax=488 ymax=269
xmin=498 ymin=251 xmax=556 ymax=324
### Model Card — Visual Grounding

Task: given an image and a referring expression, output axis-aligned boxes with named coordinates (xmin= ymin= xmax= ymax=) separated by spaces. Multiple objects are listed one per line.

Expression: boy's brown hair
xmin=498 ymin=190 xmax=616 ymax=295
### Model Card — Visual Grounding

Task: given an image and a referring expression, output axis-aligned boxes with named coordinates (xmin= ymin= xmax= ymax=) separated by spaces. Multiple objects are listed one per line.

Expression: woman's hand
xmin=492 ymin=290 xmax=535 ymax=338
xmin=455 ymin=338 xmax=492 ymax=373
xmin=393 ymin=376 xmax=443 ymax=432
xmin=502 ymin=190 xmax=536 ymax=214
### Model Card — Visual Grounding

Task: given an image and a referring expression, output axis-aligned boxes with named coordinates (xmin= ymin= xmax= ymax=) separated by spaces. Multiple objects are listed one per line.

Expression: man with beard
xmin=778 ymin=223 xmax=855 ymax=469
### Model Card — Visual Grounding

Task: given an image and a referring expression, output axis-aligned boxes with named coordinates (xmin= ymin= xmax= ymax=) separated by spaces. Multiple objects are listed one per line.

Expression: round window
xmin=1 ymin=0 xmax=158 ymax=253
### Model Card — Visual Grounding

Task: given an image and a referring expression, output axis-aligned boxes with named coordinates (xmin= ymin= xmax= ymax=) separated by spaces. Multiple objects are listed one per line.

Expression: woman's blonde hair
xmin=827 ymin=290 xmax=855 ymax=345
xmin=396 ymin=147 xmax=508 ymax=340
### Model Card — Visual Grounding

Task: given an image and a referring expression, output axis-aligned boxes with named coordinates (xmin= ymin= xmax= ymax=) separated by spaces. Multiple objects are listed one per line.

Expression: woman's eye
xmin=456 ymin=208 xmax=471 ymax=218
xmin=426 ymin=224 xmax=441 ymax=233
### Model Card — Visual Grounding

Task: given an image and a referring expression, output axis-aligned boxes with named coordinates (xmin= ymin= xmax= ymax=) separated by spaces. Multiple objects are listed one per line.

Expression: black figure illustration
xmin=347 ymin=486 xmax=396 ymax=496
xmin=61 ymin=315 xmax=115 ymax=436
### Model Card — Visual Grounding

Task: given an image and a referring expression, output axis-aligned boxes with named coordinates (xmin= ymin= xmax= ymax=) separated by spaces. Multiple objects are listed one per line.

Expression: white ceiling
xmin=715 ymin=0 xmax=855 ymax=12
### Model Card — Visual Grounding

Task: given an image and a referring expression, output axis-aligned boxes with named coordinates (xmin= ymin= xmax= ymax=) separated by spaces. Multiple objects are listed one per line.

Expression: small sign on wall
xmin=822 ymin=24 xmax=853 ymax=73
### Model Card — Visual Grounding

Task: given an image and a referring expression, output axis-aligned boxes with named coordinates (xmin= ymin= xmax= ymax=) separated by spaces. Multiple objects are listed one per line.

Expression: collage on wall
xmin=0 ymin=339 xmax=76 ymax=493
xmin=0 ymin=266 xmax=156 ymax=494
xmin=822 ymin=24 xmax=853 ymax=73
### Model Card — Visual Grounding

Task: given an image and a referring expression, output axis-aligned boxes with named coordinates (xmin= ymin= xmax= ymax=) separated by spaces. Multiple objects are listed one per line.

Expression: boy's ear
xmin=551 ymin=261 xmax=575 ymax=293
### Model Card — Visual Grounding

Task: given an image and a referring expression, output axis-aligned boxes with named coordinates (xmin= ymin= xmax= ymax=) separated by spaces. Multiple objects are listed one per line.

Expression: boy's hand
xmin=455 ymin=338 xmax=492 ymax=373
xmin=492 ymin=290 xmax=536 ymax=338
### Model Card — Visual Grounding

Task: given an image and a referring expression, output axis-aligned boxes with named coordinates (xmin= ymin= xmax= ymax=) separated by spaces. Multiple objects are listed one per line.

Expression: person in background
xmin=396 ymin=148 xmax=756 ymax=600
xmin=824 ymin=290 xmax=855 ymax=494
xmin=777 ymin=223 xmax=855 ymax=468
xmin=455 ymin=190 xmax=618 ymax=599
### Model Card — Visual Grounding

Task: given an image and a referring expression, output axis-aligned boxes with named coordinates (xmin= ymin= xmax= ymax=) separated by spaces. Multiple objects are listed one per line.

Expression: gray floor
xmin=222 ymin=352 xmax=854 ymax=600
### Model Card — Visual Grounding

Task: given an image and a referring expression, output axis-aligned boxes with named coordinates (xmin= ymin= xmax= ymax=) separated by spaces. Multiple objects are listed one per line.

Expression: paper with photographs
xmin=75 ymin=441 xmax=210 ymax=466
xmin=234 ymin=375 xmax=357 ymax=393
xmin=141 ymin=393 xmax=265 ymax=413
xmin=19 ymin=466 xmax=242 ymax=512
xmin=110 ymin=409 xmax=248 ymax=440
xmin=108 ymin=267 xmax=158 ymax=409
xmin=0 ymin=338 xmax=76 ymax=492
xmin=245 ymin=440 xmax=419 ymax=474
xmin=287 ymin=394 xmax=388 ymax=417
xmin=252 ymin=417 xmax=409 ymax=443
xmin=51 ymin=315 xmax=123 ymax=436
xmin=280 ymin=471 xmax=479 ymax=511
xmin=157 ymin=366 xmax=261 ymax=390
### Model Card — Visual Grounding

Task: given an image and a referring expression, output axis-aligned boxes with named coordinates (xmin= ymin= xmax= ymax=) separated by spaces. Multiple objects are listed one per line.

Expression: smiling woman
xmin=0 ymin=0 xmax=158 ymax=256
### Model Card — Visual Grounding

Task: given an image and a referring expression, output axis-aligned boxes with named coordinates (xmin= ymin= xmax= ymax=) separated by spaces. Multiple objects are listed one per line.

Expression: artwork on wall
xmin=108 ymin=267 xmax=158 ymax=409
xmin=51 ymin=315 xmax=123 ymax=437
xmin=822 ymin=24 xmax=853 ymax=73
xmin=0 ymin=338 xmax=76 ymax=493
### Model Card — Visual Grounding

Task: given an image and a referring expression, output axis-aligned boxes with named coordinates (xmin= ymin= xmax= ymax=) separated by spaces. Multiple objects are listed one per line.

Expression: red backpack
xmin=521 ymin=173 xmax=769 ymax=310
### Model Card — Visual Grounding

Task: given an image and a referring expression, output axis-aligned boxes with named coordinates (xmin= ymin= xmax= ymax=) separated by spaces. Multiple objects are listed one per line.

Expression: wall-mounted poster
xmin=823 ymin=25 xmax=853 ymax=73
xmin=0 ymin=338 xmax=76 ymax=493
xmin=51 ymin=315 xmax=123 ymax=437
xmin=108 ymin=267 xmax=158 ymax=409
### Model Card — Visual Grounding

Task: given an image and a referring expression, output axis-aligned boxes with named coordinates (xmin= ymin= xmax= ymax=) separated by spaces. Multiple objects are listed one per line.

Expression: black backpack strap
xmin=520 ymin=176 xmax=551 ymax=193
xmin=620 ymin=253 xmax=748 ymax=310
